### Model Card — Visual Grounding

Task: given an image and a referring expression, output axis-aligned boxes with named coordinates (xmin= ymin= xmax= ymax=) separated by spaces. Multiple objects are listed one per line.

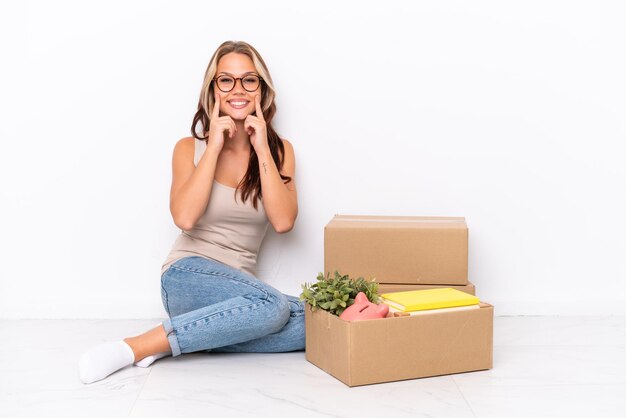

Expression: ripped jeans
xmin=160 ymin=256 xmax=305 ymax=357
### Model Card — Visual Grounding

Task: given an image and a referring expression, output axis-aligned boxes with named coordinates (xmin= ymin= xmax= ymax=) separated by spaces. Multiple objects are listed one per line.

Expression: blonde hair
xmin=190 ymin=41 xmax=290 ymax=210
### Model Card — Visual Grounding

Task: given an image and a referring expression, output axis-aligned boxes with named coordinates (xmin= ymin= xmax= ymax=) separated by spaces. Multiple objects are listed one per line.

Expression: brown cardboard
xmin=377 ymin=282 xmax=476 ymax=295
xmin=304 ymin=301 xmax=493 ymax=387
xmin=324 ymin=214 xmax=469 ymax=285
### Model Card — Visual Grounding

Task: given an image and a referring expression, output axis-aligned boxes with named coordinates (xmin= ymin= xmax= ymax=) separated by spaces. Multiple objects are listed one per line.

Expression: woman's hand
xmin=245 ymin=95 xmax=269 ymax=155
xmin=207 ymin=90 xmax=237 ymax=153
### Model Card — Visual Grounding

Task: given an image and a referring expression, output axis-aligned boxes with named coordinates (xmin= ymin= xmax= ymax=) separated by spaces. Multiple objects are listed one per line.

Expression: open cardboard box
xmin=304 ymin=300 xmax=493 ymax=387
xmin=324 ymin=214 xmax=469 ymax=285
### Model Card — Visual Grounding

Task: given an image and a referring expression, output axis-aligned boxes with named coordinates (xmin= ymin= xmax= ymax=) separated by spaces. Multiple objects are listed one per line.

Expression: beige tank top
xmin=161 ymin=139 xmax=270 ymax=277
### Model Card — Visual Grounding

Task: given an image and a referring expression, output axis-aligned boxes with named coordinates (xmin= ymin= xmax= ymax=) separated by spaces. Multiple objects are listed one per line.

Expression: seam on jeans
xmin=175 ymin=299 xmax=268 ymax=331
xmin=288 ymin=299 xmax=304 ymax=317
xmin=160 ymin=284 xmax=171 ymax=316
xmin=170 ymin=264 xmax=270 ymax=301
xmin=289 ymin=306 xmax=304 ymax=317
xmin=160 ymin=271 xmax=171 ymax=316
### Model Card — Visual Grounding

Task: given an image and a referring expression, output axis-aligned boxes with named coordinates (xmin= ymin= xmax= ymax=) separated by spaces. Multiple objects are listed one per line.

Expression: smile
xmin=228 ymin=101 xmax=249 ymax=109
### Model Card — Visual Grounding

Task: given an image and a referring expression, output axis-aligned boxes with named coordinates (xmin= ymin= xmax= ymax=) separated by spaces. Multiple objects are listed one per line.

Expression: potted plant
xmin=299 ymin=270 xmax=380 ymax=316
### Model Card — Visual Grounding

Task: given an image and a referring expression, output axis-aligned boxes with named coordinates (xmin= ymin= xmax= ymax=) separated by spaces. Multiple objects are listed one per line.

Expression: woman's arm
xmin=169 ymin=138 xmax=219 ymax=230
xmin=256 ymin=139 xmax=298 ymax=233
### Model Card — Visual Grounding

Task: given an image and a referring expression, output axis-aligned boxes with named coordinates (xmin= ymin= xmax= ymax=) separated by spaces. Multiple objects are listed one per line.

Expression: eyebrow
xmin=217 ymin=71 xmax=258 ymax=77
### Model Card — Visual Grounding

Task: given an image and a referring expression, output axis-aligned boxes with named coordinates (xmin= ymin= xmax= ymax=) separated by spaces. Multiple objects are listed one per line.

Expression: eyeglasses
xmin=213 ymin=74 xmax=263 ymax=92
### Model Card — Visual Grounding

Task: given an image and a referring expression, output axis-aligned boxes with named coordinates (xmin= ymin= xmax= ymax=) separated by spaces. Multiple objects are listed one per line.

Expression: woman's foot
xmin=134 ymin=351 xmax=171 ymax=367
xmin=78 ymin=340 xmax=135 ymax=384
xmin=130 ymin=322 xmax=172 ymax=367
xmin=79 ymin=322 xmax=172 ymax=383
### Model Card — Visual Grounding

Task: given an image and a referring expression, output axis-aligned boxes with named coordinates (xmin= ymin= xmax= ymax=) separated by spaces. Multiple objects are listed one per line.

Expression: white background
xmin=1 ymin=0 xmax=625 ymax=318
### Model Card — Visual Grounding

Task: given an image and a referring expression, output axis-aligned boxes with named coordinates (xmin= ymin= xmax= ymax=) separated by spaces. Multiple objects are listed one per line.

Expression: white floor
xmin=2 ymin=316 xmax=625 ymax=418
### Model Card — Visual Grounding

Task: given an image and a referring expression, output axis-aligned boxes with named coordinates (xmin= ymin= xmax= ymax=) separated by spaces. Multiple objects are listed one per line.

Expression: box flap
xmin=327 ymin=214 xmax=467 ymax=230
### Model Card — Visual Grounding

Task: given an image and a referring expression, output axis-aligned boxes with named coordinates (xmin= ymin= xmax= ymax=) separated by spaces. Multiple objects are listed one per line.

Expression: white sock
xmin=78 ymin=340 xmax=135 ymax=384
xmin=134 ymin=351 xmax=170 ymax=367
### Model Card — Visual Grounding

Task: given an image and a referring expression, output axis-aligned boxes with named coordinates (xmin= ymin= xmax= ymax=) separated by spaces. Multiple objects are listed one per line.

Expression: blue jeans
xmin=160 ymin=256 xmax=305 ymax=357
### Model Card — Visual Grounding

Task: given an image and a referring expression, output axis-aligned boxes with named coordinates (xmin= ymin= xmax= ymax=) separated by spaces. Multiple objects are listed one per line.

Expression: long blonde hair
xmin=191 ymin=40 xmax=291 ymax=210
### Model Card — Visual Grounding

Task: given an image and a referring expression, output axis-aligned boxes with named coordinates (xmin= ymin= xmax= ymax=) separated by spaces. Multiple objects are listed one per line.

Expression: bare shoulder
xmin=281 ymin=138 xmax=295 ymax=158
xmin=280 ymin=139 xmax=296 ymax=190
xmin=173 ymin=136 xmax=196 ymax=160
xmin=175 ymin=136 xmax=196 ymax=152
xmin=280 ymin=138 xmax=296 ymax=167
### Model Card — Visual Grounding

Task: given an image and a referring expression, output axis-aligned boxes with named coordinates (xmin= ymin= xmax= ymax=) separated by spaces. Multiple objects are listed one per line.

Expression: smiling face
xmin=214 ymin=52 xmax=261 ymax=120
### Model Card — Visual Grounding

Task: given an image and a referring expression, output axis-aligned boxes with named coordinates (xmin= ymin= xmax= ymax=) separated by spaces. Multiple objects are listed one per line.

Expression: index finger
xmin=255 ymin=94 xmax=264 ymax=120
xmin=212 ymin=89 xmax=221 ymax=119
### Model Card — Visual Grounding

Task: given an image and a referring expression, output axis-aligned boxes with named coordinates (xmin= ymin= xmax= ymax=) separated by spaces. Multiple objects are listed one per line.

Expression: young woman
xmin=79 ymin=40 xmax=304 ymax=384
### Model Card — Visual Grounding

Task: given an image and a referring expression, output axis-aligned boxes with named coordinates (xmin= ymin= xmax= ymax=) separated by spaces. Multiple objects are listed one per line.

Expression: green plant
xmin=299 ymin=270 xmax=381 ymax=316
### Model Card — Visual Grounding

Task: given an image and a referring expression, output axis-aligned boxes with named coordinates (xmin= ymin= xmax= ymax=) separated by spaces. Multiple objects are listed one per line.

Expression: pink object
xmin=339 ymin=292 xmax=389 ymax=321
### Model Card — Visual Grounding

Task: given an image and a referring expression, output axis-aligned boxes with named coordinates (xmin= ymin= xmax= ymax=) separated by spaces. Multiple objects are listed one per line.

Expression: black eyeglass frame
xmin=212 ymin=74 xmax=264 ymax=92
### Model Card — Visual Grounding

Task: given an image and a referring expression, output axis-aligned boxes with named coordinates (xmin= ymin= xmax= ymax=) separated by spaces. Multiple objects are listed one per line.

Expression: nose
xmin=231 ymin=78 xmax=246 ymax=94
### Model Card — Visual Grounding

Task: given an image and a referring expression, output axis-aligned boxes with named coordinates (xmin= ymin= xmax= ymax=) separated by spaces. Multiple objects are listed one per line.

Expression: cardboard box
xmin=304 ymin=301 xmax=493 ymax=387
xmin=324 ymin=214 xmax=469 ymax=285
xmin=377 ymin=281 xmax=476 ymax=296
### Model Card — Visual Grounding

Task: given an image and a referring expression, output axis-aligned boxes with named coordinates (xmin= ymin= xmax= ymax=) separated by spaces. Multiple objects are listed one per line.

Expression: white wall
xmin=2 ymin=0 xmax=625 ymax=318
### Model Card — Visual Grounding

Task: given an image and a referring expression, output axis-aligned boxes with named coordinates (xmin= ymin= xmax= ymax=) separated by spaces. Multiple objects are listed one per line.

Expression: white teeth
xmin=229 ymin=101 xmax=248 ymax=105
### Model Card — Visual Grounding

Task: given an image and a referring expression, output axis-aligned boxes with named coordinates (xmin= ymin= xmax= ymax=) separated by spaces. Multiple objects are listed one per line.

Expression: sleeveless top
xmin=161 ymin=139 xmax=270 ymax=277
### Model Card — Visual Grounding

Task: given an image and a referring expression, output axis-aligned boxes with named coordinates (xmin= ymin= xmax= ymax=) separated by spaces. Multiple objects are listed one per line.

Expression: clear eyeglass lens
xmin=217 ymin=75 xmax=260 ymax=92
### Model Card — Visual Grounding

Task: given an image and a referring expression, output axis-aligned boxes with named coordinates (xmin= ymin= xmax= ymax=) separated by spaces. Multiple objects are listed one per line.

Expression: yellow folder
xmin=380 ymin=287 xmax=480 ymax=312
